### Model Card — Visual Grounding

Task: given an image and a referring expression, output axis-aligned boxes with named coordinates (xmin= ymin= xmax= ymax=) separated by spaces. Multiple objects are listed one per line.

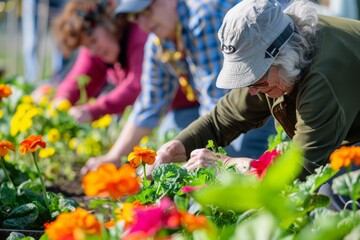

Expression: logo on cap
xmin=221 ymin=44 xmax=236 ymax=54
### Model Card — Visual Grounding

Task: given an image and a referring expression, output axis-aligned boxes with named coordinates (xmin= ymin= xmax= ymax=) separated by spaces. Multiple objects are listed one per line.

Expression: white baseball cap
xmin=216 ymin=0 xmax=294 ymax=89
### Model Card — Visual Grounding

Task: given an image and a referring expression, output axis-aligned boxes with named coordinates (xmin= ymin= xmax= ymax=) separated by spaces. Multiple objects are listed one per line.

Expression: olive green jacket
xmin=176 ymin=15 xmax=360 ymax=177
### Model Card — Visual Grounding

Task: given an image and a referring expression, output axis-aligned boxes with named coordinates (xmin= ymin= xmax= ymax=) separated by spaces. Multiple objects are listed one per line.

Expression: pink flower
xmin=181 ymin=185 xmax=204 ymax=193
xmin=248 ymin=149 xmax=280 ymax=180
xmin=124 ymin=198 xmax=181 ymax=239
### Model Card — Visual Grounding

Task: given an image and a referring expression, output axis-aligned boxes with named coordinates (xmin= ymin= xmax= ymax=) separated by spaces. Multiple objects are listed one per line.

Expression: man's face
xmin=132 ymin=0 xmax=178 ymax=40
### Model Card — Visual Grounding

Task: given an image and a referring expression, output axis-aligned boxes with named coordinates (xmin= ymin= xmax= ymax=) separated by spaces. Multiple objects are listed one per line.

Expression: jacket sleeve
xmin=176 ymin=88 xmax=272 ymax=158
xmin=54 ymin=47 xmax=108 ymax=104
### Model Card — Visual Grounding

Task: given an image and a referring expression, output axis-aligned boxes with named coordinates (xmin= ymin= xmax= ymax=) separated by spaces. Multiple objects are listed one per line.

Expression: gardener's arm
xmin=81 ymin=121 xmax=152 ymax=175
xmin=144 ymin=140 xmax=252 ymax=177
xmin=182 ymin=148 xmax=252 ymax=174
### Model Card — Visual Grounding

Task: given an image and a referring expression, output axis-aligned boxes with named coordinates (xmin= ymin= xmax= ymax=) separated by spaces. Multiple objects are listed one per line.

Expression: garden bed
xmin=46 ymin=165 xmax=91 ymax=208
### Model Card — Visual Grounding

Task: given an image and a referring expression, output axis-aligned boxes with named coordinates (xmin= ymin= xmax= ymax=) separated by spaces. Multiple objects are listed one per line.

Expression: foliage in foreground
xmin=40 ymin=139 xmax=360 ymax=240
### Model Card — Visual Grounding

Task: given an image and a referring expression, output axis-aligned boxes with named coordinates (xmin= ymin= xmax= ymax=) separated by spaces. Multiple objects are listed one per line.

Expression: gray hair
xmin=273 ymin=0 xmax=319 ymax=86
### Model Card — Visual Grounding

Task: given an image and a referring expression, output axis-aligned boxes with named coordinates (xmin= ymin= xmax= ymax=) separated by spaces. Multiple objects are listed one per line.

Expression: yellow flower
xmin=39 ymin=96 xmax=50 ymax=107
xmin=68 ymin=138 xmax=78 ymax=150
xmin=76 ymin=143 xmax=86 ymax=156
xmin=91 ymin=114 xmax=112 ymax=128
xmin=17 ymin=103 xmax=33 ymax=113
xmin=39 ymin=147 xmax=56 ymax=158
xmin=56 ymin=99 xmax=72 ymax=112
xmin=26 ymin=107 xmax=42 ymax=118
xmin=10 ymin=117 xmax=20 ymax=136
xmin=20 ymin=95 xmax=33 ymax=104
xmin=0 ymin=110 xmax=3 ymax=119
xmin=140 ymin=136 xmax=149 ymax=145
xmin=19 ymin=117 xmax=33 ymax=133
xmin=47 ymin=128 xmax=61 ymax=143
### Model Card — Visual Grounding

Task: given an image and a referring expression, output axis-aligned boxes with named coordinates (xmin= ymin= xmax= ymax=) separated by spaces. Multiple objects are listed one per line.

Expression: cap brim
xmin=114 ymin=1 xmax=152 ymax=14
xmin=216 ymin=53 xmax=273 ymax=89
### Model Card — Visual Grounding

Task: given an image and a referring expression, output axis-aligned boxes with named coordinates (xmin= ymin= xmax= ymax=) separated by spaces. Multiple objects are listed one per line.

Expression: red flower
xmin=19 ymin=135 xmax=46 ymax=155
xmin=0 ymin=84 xmax=12 ymax=98
xmin=248 ymin=149 xmax=280 ymax=180
xmin=0 ymin=140 xmax=15 ymax=157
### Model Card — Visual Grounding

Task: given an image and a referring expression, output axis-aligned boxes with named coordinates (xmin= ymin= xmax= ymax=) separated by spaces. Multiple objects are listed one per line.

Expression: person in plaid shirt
xmin=81 ymin=0 xmax=277 ymax=174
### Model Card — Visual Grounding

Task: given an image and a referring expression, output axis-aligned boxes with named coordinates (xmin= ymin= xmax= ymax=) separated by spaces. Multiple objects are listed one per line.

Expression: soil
xmin=46 ymin=166 xmax=91 ymax=208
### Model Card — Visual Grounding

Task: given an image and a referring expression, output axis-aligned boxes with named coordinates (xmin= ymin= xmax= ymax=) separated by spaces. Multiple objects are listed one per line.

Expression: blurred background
xmin=0 ymin=0 xmax=67 ymax=84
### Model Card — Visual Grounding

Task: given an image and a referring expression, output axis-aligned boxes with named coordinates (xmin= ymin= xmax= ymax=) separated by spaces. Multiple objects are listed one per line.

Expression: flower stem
xmin=0 ymin=157 xmax=16 ymax=190
xmin=142 ymin=163 xmax=147 ymax=182
xmin=32 ymin=152 xmax=49 ymax=207
xmin=346 ymin=166 xmax=357 ymax=214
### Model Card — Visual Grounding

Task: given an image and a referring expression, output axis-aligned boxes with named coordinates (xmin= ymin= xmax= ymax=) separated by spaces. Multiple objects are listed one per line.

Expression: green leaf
xmin=299 ymin=164 xmax=338 ymax=194
xmin=258 ymin=144 xmax=303 ymax=224
xmin=302 ymin=194 xmax=330 ymax=212
xmin=332 ymin=169 xmax=360 ymax=199
xmin=231 ymin=211 xmax=288 ymax=240
xmin=267 ymin=125 xmax=288 ymax=151
xmin=295 ymin=209 xmax=354 ymax=240
xmin=261 ymin=143 xmax=303 ymax=193
xmin=17 ymin=189 xmax=46 ymax=207
xmin=0 ymin=182 xmax=16 ymax=206
xmin=174 ymin=195 xmax=189 ymax=211
xmin=2 ymin=203 xmax=39 ymax=229
xmin=193 ymin=172 xmax=262 ymax=212
xmin=6 ymin=232 xmax=36 ymax=240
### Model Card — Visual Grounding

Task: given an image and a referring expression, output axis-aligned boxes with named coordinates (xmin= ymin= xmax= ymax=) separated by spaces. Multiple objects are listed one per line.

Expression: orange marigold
xmin=0 ymin=84 xmax=12 ymax=98
xmin=329 ymin=146 xmax=360 ymax=171
xmin=19 ymin=134 xmax=46 ymax=155
xmin=82 ymin=163 xmax=141 ymax=200
xmin=0 ymin=140 xmax=15 ymax=157
xmin=180 ymin=211 xmax=209 ymax=232
xmin=128 ymin=146 xmax=157 ymax=167
xmin=44 ymin=207 xmax=102 ymax=240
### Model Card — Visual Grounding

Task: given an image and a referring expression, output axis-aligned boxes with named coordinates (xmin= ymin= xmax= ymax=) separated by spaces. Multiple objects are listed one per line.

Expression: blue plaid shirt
xmin=129 ymin=0 xmax=241 ymax=128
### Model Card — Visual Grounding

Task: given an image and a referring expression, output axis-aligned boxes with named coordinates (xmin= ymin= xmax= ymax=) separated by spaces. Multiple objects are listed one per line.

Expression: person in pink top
xmin=49 ymin=0 xmax=146 ymax=123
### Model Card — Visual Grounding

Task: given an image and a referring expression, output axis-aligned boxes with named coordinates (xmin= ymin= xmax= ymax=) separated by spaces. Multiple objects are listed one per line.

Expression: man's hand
xmin=183 ymin=148 xmax=252 ymax=174
xmin=138 ymin=140 xmax=187 ymax=178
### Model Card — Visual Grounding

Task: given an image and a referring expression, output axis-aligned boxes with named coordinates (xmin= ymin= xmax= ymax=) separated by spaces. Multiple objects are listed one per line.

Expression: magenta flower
xmin=248 ymin=149 xmax=280 ymax=180
xmin=181 ymin=185 xmax=204 ymax=193
xmin=125 ymin=197 xmax=181 ymax=238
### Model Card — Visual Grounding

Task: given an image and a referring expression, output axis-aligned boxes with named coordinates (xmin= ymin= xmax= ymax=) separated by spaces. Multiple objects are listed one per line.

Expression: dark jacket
xmin=176 ymin=15 xmax=360 ymax=178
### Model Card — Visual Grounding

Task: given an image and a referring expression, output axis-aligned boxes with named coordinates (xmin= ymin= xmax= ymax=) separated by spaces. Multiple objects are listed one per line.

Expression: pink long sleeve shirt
xmin=54 ymin=23 xmax=147 ymax=120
